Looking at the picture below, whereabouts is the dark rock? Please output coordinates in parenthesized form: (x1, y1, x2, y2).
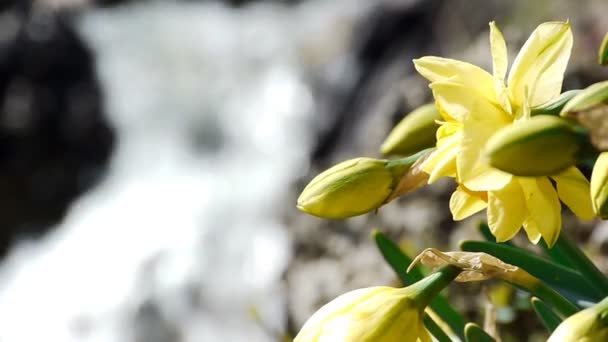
(0, 3, 114, 256)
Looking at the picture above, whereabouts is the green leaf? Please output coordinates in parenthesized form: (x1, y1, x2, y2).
(423, 314, 452, 342)
(539, 238, 575, 269)
(372, 230, 467, 339)
(531, 297, 562, 333)
(460, 240, 604, 302)
(372, 229, 424, 283)
(464, 323, 496, 342)
(541, 233, 608, 294)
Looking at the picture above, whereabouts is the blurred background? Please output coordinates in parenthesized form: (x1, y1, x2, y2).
(0, 0, 607, 341)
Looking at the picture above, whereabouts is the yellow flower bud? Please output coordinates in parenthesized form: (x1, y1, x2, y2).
(548, 297, 608, 342)
(294, 287, 429, 342)
(380, 104, 440, 157)
(600, 32, 608, 65)
(561, 81, 608, 151)
(592, 152, 608, 219)
(297, 153, 425, 219)
(485, 115, 586, 176)
(561, 81, 608, 115)
(295, 265, 460, 342)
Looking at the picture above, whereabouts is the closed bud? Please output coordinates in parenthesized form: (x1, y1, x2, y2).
(600, 32, 608, 65)
(294, 287, 428, 342)
(591, 152, 608, 219)
(548, 297, 608, 342)
(380, 103, 440, 156)
(485, 115, 587, 176)
(295, 266, 460, 342)
(297, 151, 426, 219)
(561, 81, 608, 114)
(561, 81, 608, 151)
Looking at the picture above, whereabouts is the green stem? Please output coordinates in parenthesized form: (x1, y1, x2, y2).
(386, 149, 431, 169)
(373, 231, 467, 338)
(409, 265, 461, 309)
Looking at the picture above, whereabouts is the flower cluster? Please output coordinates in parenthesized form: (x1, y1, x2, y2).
(294, 20, 608, 342)
(414, 21, 593, 247)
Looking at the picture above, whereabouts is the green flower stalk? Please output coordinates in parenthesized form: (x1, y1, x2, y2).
(297, 151, 428, 219)
(600, 32, 608, 65)
(485, 115, 587, 176)
(592, 152, 608, 219)
(294, 265, 461, 342)
(380, 103, 440, 156)
(548, 297, 608, 342)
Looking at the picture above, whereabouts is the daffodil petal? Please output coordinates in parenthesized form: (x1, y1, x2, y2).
(522, 218, 542, 244)
(489, 22, 512, 114)
(430, 81, 513, 190)
(550, 167, 595, 220)
(490, 21, 508, 85)
(507, 21, 573, 108)
(450, 185, 488, 220)
(422, 133, 459, 182)
(487, 180, 526, 242)
(519, 177, 562, 247)
(429, 82, 512, 191)
(436, 121, 462, 140)
(430, 81, 510, 125)
(413, 57, 497, 105)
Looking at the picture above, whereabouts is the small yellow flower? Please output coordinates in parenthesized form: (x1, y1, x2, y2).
(548, 297, 608, 342)
(413, 21, 594, 246)
(294, 286, 430, 342)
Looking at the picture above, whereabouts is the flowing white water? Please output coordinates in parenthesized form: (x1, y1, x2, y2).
(0, 1, 371, 341)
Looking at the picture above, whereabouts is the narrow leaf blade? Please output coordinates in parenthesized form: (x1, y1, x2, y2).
(531, 297, 562, 333)
(460, 240, 604, 302)
(464, 323, 496, 342)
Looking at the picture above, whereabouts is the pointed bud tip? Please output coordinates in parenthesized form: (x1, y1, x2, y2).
(380, 104, 440, 157)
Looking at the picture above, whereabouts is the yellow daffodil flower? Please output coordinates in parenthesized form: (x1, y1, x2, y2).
(413, 21, 594, 246)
